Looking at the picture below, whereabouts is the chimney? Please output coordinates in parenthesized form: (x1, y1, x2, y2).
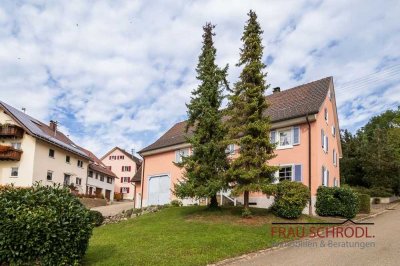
(49, 120, 58, 132)
(273, 87, 281, 94)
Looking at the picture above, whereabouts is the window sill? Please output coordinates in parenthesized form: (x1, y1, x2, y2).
(49, 156, 55, 159)
(276, 145, 293, 150)
(10, 176, 18, 178)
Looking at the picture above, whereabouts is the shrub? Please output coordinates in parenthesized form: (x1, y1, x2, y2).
(350, 186, 393, 197)
(357, 193, 371, 214)
(316, 186, 360, 218)
(170, 199, 183, 207)
(90, 210, 104, 226)
(241, 208, 252, 218)
(0, 184, 93, 265)
(272, 181, 310, 219)
(114, 192, 123, 201)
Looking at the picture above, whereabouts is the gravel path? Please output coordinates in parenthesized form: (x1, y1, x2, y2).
(91, 201, 135, 216)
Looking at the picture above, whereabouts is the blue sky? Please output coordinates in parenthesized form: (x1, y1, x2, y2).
(0, 0, 399, 156)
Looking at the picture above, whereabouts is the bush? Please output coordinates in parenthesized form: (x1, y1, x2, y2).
(272, 181, 310, 219)
(316, 186, 359, 218)
(357, 193, 371, 213)
(114, 192, 123, 201)
(0, 184, 93, 265)
(350, 186, 393, 197)
(170, 199, 183, 207)
(90, 210, 104, 226)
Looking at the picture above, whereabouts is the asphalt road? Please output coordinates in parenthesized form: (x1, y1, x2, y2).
(225, 204, 400, 266)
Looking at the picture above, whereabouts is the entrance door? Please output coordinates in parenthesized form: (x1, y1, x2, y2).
(63, 174, 70, 186)
(105, 189, 111, 200)
(148, 175, 170, 206)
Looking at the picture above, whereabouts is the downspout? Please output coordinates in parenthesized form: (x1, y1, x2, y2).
(140, 157, 145, 209)
(306, 114, 312, 215)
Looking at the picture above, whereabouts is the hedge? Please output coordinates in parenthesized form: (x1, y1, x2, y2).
(90, 210, 105, 226)
(0, 184, 93, 265)
(316, 186, 359, 218)
(272, 181, 310, 219)
(357, 193, 371, 214)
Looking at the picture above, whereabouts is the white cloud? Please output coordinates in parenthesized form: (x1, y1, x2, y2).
(0, 0, 399, 156)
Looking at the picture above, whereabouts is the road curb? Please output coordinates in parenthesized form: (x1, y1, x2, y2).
(210, 202, 399, 266)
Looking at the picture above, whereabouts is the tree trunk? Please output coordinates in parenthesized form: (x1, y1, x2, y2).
(209, 194, 219, 209)
(243, 190, 249, 209)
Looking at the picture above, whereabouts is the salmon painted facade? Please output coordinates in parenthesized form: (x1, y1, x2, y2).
(101, 147, 142, 205)
(139, 77, 342, 212)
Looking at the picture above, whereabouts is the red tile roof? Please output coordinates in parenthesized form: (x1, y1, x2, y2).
(140, 77, 333, 153)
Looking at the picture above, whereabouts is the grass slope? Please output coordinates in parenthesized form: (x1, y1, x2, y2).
(84, 206, 319, 266)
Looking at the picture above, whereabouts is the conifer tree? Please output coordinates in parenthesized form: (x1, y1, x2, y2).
(225, 10, 277, 213)
(174, 23, 229, 208)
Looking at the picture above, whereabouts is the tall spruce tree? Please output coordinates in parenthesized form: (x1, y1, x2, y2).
(225, 10, 277, 212)
(174, 23, 229, 208)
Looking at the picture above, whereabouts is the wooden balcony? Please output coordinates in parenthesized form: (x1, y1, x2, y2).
(0, 145, 23, 161)
(0, 124, 24, 139)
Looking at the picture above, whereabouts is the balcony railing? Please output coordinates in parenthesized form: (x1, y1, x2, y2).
(0, 145, 23, 161)
(0, 124, 24, 138)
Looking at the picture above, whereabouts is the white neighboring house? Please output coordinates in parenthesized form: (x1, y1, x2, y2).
(80, 147, 117, 201)
(0, 101, 90, 190)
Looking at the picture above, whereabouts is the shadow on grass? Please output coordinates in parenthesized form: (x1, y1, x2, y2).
(82, 244, 118, 265)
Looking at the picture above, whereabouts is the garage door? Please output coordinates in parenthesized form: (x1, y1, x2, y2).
(148, 175, 170, 206)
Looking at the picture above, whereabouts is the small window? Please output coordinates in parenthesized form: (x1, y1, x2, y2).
(332, 126, 336, 137)
(100, 175, 104, 182)
(225, 144, 235, 155)
(88, 171, 93, 178)
(11, 167, 19, 177)
(47, 171, 53, 181)
(107, 177, 113, 184)
(11, 143, 21, 150)
(77, 160, 83, 168)
(121, 177, 130, 183)
(121, 155, 124, 159)
(66, 155, 70, 164)
(49, 149, 55, 158)
(328, 89, 332, 101)
(122, 166, 131, 172)
(278, 166, 292, 182)
(322, 166, 329, 186)
(121, 187, 129, 194)
(175, 148, 190, 163)
(333, 149, 337, 166)
(76, 177, 82, 186)
(95, 173, 98, 179)
(334, 178, 338, 187)
(324, 108, 328, 123)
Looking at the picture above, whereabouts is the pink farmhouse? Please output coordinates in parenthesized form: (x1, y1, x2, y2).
(138, 77, 342, 212)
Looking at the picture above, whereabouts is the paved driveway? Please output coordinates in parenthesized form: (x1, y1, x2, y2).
(91, 201, 135, 216)
(224, 204, 400, 266)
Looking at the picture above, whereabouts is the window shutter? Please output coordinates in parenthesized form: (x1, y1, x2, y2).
(128, 177, 130, 183)
(322, 166, 325, 185)
(294, 164, 302, 182)
(293, 127, 300, 145)
(120, 187, 122, 193)
(127, 188, 130, 193)
(327, 170, 330, 186)
(121, 177, 123, 183)
(270, 130, 276, 144)
(326, 136, 329, 152)
(321, 129, 324, 148)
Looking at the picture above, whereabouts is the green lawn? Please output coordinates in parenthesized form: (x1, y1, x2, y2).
(84, 206, 319, 266)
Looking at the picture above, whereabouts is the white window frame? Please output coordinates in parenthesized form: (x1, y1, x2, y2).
(11, 167, 19, 177)
(276, 127, 293, 149)
(77, 160, 83, 168)
(274, 164, 293, 183)
(121, 187, 129, 194)
(332, 125, 336, 137)
(225, 144, 235, 155)
(11, 142, 21, 150)
(334, 178, 338, 187)
(322, 166, 329, 187)
(47, 170, 53, 181)
(76, 177, 82, 186)
(333, 149, 337, 166)
(175, 148, 190, 163)
(328, 89, 332, 101)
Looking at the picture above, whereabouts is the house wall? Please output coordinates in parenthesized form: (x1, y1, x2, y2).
(0, 110, 36, 187)
(140, 84, 341, 209)
(32, 140, 89, 193)
(86, 170, 115, 201)
(101, 149, 138, 200)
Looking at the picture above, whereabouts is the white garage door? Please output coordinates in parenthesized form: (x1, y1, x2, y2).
(148, 175, 170, 206)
